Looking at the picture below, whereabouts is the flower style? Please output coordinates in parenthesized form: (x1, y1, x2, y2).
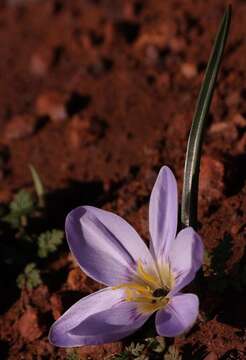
(49, 166, 204, 347)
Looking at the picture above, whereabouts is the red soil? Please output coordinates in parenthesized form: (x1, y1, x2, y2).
(0, 0, 245, 359)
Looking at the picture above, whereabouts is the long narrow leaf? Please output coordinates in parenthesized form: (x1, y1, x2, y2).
(29, 164, 45, 207)
(181, 6, 231, 228)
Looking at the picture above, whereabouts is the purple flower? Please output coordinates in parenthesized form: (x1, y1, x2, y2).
(49, 166, 204, 347)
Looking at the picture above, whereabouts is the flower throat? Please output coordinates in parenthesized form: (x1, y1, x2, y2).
(113, 260, 174, 314)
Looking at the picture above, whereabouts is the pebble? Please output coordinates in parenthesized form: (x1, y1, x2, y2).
(144, 44, 160, 65)
(36, 91, 67, 123)
(235, 133, 246, 154)
(135, 23, 170, 50)
(209, 121, 238, 142)
(67, 116, 91, 149)
(18, 308, 43, 341)
(209, 122, 231, 134)
(181, 62, 197, 79)
(30, 52, 49, 77)
(232, 113, 246, 128)
(3, 115, 37, 143)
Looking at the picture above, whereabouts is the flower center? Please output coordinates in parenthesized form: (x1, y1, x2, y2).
(152, 287, 168, 298)
(113, 259, 175, 314)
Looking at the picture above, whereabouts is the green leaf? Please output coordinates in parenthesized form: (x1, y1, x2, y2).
(181, 6, 231, 228)
(112, 353, 130, 360)
(4, 190, 35, 228)
(164, 345, 182, 360)
(37, 229, 64, 258)
(65, 350, 80, 360)
(29, 164, 45, 207)
(145, 336, 166, 353)
(10, 190, 34, 215)
(126, 342, 145, 357)
(17, 262, 42, 290)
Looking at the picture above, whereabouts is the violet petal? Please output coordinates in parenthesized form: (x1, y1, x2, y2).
(49, 287, 149, 347)
(168, 227, 204, 295)
(149, 166, 178, 262)
(155, 293, 199, 337)
(65, 206, 154, 286)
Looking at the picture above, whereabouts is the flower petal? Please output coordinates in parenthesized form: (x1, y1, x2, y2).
(149, 166, 178, 262)
(169, 227, 204, 294)
(49, 288, 149, 347)
(66, 206, 154, 286)
(155, 293, 199, 337)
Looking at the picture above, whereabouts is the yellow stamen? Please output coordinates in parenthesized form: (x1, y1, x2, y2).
(113, 282, 150, 294)
(139, 297, 169, 313)
(137, 259, 161, 287)
(112, 258, 175, 315)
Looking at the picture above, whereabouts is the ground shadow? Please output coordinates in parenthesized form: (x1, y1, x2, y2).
(45, 179, 105, 228)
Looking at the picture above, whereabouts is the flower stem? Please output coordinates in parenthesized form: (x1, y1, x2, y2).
(181, 5, 231, 229)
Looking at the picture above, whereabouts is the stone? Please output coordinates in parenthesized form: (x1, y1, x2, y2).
(181, 62, 197, 79)
(3, 115, 37, 143)
(135, 23, 170, 50)
(30, 52, 49, 77)
(209, 121, 238, 142)
(235, 133, 246, 154)
(18, 308, 43, 341)
(66, 116, 92, 149)
(209, 122, 231, 134)
(232, 113, 246, 128)
(36, 91, 67, 122)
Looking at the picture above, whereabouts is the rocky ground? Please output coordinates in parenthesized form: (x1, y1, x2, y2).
(0, 0, 245, 359)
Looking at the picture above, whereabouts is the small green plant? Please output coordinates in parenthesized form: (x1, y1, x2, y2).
(125, 343, 145, 357)
(111, 342, 147, 360)
(111, 337, 166, 360)
(37, 229, 64, 258)
(3, 166, 44, 229)
(17, 262, 42, 290)
(65, 349, 80, 360)
(145, 336, 166, 353)
(4, 189, 35, 228)
(164, 346, 182, 360)
(112, 353, 131, 360)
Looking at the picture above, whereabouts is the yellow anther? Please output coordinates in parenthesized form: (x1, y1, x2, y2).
(112, 258, 174, 314)
(139, 297, 170, 314)
(137, 260, 161, 288)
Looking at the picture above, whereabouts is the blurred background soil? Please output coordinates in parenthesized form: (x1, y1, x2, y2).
(0, 0, 245, 359)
